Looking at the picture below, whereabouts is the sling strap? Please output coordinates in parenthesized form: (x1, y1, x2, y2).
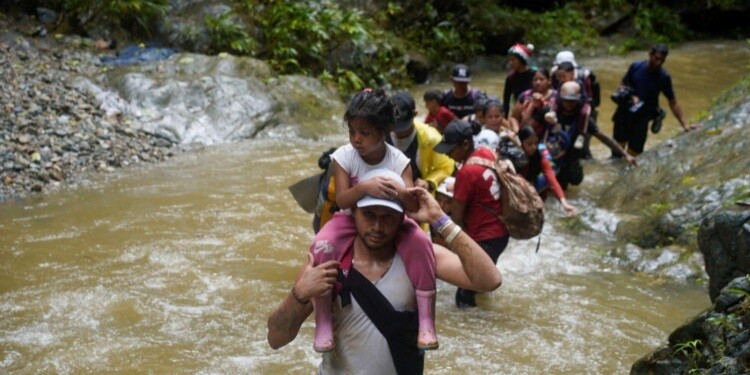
(337, 266, 424, 375)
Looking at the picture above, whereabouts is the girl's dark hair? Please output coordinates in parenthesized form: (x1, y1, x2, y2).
(535, 67, 551, 79)
(445, 119, 481, 148)
(557, 62, 575, 73)
(344, 88, 394, 133)
(482, 98, 503, 116)
(423, 89, 443, 103)
(518, 125, 537, 142)
(472, 93, 489, 112)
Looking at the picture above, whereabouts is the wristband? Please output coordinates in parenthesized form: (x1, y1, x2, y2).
(290, 286, 309, 304)
(445, 225, 462, 245)
(431, 214, 451, 232)
(437, 219, 454, 236)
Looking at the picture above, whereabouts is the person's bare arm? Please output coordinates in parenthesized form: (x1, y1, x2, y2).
(406, 187, 501, 292)
(267, 254, 339, 349)
(593, 131, 638, 166)
(669, 99, 699, 131)
(332, 160, 360, 210)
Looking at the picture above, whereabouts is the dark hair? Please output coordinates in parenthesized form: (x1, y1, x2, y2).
(558, 61, 575, 73)
(535, 68, 551, 79)
(423, 89, 443, 103)
(473, 93, 490, 112)
(482, 98, 503, 116)
(650, 43, 669, 56)
(344, 88, 394, 134)
(518, 125, 537, 142)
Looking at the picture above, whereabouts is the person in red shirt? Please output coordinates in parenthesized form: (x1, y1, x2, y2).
(423, 89, 456, 133)
(434, 119, 510, 308)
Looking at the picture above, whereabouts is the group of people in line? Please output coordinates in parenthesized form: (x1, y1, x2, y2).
(267, 42, 699, 374)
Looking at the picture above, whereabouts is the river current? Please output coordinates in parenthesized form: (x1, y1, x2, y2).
(1, 40, 749, 374)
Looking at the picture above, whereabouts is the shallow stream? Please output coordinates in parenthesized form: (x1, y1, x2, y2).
(1, 40, 749, 374)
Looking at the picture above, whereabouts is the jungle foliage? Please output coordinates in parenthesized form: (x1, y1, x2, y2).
(25, 0, 749, 94)
(36, 0, 169, 36)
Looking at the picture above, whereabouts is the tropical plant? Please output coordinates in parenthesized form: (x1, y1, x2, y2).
(55, 0, 169, 36)
(672, 339, 704, 370)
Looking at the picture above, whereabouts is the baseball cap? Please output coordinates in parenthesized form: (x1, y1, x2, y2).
(434, 119, 473, 154)
(451, 64, 471, 82)
(436, 176, 455, 198)
(474, 129, 500, 150)
(559, 81, 582, 101)
(554, 50, 577, 67)
(392, 91, 416, 132)
(356, 168, 405, 213)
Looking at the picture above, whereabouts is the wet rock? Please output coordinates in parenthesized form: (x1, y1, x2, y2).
(633, 276, 750, 375)
(698, 207, 750, 302)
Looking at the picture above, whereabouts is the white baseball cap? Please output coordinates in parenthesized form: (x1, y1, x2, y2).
(436, 177, 455, 198)
(356, 168, 405, 213)
(474, 129, 500, 150)
(554, 50, 577, 67)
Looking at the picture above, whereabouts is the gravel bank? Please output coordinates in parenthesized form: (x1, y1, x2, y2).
(0, 18, 181, 202)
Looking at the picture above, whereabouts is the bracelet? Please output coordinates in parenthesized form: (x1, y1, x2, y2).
(445, 225, 462, 245)
(431, 214, 451, 232)
(290, 286, 309, 304)
(437, 219, 454, 236)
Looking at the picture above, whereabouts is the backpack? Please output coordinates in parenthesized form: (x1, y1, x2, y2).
(312, 148, 339, 233)
(465, 156, 544, 240)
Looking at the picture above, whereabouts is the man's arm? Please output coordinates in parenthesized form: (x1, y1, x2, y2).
(593, 130, 638, 166)
(433, 235, 502, 292)
(267, 254, 339, 349)
(668, 99, 699, 131)
(406, 187, 502, 292)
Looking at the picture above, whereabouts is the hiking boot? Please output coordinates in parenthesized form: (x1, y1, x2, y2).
(651, 107, 666, 134)
(312, 294, 335, 352)
(416, 289, 439, 350)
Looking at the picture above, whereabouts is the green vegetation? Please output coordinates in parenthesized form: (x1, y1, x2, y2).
(55, 0, 169, 36)
(672, 339, 704, 371)
(34, 0, 747, 94)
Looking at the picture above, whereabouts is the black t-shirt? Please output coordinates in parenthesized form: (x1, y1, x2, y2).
(503, 69, 536, 115)
(442, 89, 480, 119)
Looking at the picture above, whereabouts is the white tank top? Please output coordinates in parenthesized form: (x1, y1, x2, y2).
(318, 255, 415, 375)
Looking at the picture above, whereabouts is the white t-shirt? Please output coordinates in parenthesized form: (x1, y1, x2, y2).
(319, 255, 415, 375)
(330, 143, 410, 188)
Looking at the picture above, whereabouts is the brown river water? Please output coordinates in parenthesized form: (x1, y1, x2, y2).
(1, 40, 749, 374)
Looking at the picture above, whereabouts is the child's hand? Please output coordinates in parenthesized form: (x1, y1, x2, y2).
(361, 176, 400, 199)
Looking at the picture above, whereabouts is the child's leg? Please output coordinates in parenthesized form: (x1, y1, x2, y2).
(311, 212, 356, 265)
(396, 217, 438, 350)
(309, 212, 356, 352)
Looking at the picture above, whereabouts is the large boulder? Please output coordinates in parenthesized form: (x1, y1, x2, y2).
(698, 205, 750, 302)
(631, 276, 750, 374)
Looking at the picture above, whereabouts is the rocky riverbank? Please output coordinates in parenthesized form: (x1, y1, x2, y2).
(0, 20, 181, 202)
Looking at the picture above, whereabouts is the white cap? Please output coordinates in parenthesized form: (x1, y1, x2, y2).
(356, 169, 405, 213)
(559, 81, 582, 101)
(436, 177, 455, 198)
(474, 129, 500, 150)
(554, 50, 577, 67)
